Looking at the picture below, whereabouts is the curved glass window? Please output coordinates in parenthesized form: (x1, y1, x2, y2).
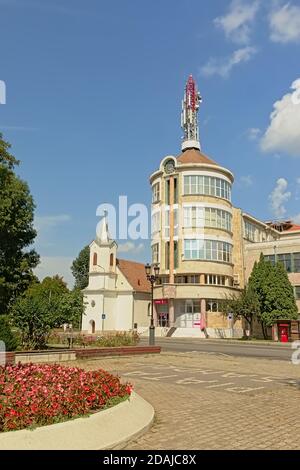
(183, 206, 232, 231)
(184, 239, 232, 263)
(184, 175, 231, 201)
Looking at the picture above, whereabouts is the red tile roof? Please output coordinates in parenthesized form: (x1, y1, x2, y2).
(117, 258, 150, 293)
(285, 224, 300, 232)
(266, 220, 300, 232)
(177, 148, 217, 165)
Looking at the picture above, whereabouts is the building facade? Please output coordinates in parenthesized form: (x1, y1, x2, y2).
(149, 76, 300, 338)
(81, 217, 151, 334)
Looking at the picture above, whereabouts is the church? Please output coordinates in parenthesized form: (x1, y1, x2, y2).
(81, 217, 151, 334)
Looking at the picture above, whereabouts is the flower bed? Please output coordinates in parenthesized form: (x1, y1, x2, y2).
(0, 363, 132, 432)
(48, 331, 140, 348)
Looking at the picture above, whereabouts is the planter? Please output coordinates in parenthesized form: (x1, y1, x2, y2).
(0, 392, 154, 450)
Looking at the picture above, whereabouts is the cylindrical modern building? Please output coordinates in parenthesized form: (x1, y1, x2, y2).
(150, 76, 240, 336)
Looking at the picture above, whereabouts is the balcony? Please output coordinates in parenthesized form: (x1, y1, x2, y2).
(153, 283, 240, 300)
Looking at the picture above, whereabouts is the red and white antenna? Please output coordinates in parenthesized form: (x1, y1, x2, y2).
(181, 75, 202, 151)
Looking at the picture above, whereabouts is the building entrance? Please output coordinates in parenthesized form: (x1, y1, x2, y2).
(176, 300, 200, 328)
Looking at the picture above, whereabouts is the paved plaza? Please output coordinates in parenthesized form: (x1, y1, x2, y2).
(74, 351, 300, 450)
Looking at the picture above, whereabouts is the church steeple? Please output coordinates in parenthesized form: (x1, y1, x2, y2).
(181, 75, 202, 151)
(97, 210, 110, 245)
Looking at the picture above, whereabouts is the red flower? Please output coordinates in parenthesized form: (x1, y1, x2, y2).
(0, 363, 131, 432)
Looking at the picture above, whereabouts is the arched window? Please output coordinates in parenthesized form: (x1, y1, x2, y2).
(110, 253, 114, 267)
(93, 252, 97, 266)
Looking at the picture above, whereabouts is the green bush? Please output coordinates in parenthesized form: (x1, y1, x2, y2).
(48, 330, 140, 348)
(0, 315, 19, 351)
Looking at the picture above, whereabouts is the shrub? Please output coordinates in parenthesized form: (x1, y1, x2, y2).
(0, 316, 19, 351)
(0, 363, 132, 432)
(48, 330, 140, 348)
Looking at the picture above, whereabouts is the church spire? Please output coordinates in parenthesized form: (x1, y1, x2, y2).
(98, 210, 110, 244)
(181, 75, 202, 151)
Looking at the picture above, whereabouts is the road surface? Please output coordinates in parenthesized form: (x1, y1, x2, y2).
(141, 336, 294, 361)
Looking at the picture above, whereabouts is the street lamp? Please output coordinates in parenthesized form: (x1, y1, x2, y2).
(145, 263, 160, 346)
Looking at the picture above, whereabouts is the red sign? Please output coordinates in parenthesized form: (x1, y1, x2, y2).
(154, 299, 168, 305)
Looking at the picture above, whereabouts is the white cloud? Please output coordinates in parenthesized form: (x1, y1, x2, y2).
(200, 46, 257, 78)
(269, 178, 291, 218)
(118, 242, 145, 254)
(35, 214, 71, 231)
(240, 175, 254, 186)
(214, 0, 260, 44)
(35, 256, 74, 288)
(297, 178, 300, 184)
(269, 3, 300, 43)
(247, 127, 261, 140)
(260, 78, 300, 157)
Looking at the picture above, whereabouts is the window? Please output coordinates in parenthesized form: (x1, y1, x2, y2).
(244, 221, 257, 242)
(165, 208, 178, 238)
(184, 239, 232, 263)
(174, 241, 178, 269)
(174, 177, 178, 204)
(165, 179, 170, 204)
(265, 253, 300, 272)
(164, 241, 178, 269)
(265, 255, 276, 265)
(152, 183, 160, 203)
(151, 211, 160, 235)
(152, 243, 159, 264)
(294, 253, 300, 273)
(204, 208, 232, 231)
(184, 206, 204, 228)
(110, 253, 114, 267)
(165, 242, 170, 269)
(93, 252, 97, 266)
(157, 276, 169, 285)
(184, 175, 231, 201)
(277, 253, 292, 272)
(206, 300, 220, 312)
(205, 274, 226, 285)
(295, 286, 300, 300)
(175, 275, 200, 284)
(179, 299, 200, 314)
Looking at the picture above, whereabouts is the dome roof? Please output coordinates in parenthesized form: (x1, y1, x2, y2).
(177, 148, 217, 166)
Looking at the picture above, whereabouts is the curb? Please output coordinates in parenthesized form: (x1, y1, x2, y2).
(0, 392, 154, 450)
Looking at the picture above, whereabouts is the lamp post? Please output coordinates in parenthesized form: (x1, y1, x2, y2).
(145, 263, 160, 346)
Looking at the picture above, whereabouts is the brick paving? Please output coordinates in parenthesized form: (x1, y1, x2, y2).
(73, 352, 300, 450)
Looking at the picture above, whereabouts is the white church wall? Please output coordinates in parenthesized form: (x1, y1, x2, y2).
(133, 295, 151, 328)
(115, 294, 133, 330)
(81, 293, 104, 333)
(115, 267, 133, 291)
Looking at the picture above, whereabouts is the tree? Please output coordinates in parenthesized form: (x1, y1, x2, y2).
(0, 315, 19, 351)
(10, 276, 85, 349)
(71, 245, 90, 290)
(222, 285, 260, 338)
(248, 253, 299, 337)
(248, 253, 274, 338)
(261, 262, 298, 327)
(0, 133, 39, 314)
(0, 132, 19, 169)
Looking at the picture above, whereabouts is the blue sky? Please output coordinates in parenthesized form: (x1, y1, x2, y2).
(0, 0, 300, 285)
